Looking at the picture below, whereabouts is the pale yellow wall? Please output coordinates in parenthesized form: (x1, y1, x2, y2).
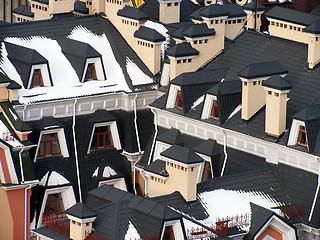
(31, 3, 50, 20)
(0, 187, 14, 240)
(70, 221, 92, 240)
(225, 20, 244, 40)
(308, 36, 320, 69)
(148, 161, 199, 202)
(268, 20, 308, 44)
(117, 19, 143, 49)
(136, 42, 162, 74)
(203, 18, 225, 50)
(159, 2, 180, 24)
(104, 0, 129, 28)
(0, 87, 9, 101)
(245, 11, 261, 31)
(265, 91, 287, 137)
(8, 90, 18, 102)
(92, 0, 104, 14)
(169, 58, 196, 80)
(241, 81, 265, 120)
(48, 0, 75, 16)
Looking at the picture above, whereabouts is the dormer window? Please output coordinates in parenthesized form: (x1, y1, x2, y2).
(210, 101, 219, 120)
(163, 226, 174, 239)
(85, 63, 97, 81)
(201, 161, 213, 182)
(91, 125, 114, 149)
(31, 69, 44, 88)
(297, 126, 307, 146)
(175, 90, 183, 109)
(39, 133, 61, 157)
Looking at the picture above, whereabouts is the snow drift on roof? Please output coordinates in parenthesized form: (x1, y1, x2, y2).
(126, 57, 153, 85)
(125, 221, 140, 240)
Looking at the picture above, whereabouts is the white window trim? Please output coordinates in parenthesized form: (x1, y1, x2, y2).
(195, 152, 213, 183)
(0, 142, 19, 184)
(160, 219, 185, 240)
(254, 215, 296, 240)
(81, 57, 105, 82)
(287, 119, 307, 148)
(166, 84, 181, 109)
(28, 64, 51, 89)
(37, 185, 76, 228)
(87, 121, 122, 154)
(153, 141, 171, 162)
(34, 128, 69, 162)
(98, 177, 127, 191)
(262, 236, 276, 240)
(160, 62, 170, 87)
(201, 94, 217, 119)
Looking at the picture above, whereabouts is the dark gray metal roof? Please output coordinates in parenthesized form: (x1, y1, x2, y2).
(7, 80, 21, 89)
(117, 6, 149, 20)
(156, 127, 184, 145)
(190, 7, 205, 21)
(139, 0, 196, 22)
(0, 72, 11, 84)
(38, 116, 64, 130)
(266, 6, 320, 26)
(262, 75, 292, 91)
(238, 61, 288, 79)
(13, 5, 34, 18)
(160, 144, 204, 164)
(199, 4, 230, 19)
(192, 139, 220, 156)
(224, 4, 246, 19)
(310, 7, 320, 16)
(207, 80, 242, 96)
(33, 0, 49, 4)
(74, 1, 89, 14)
(65, 202, 97, 219)
(89, 109, 117, 123)
(304, 19, 320, 34)
(293, 105, 320, 121)
(183, 23, 215, 38)
(166, 42, 199, 58)
(170, 23, 194, 40)
(144, 159, 169, 177)
(242, 0, 266, 12)
(134, 26, 166, 42)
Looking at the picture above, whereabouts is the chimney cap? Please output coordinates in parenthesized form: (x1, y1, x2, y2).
(117, 6, 149, 21)
(66, 203, 97, 219)
(161, 145, 204, 164)
(134, 26, 166, 42)
(167, 42, 199, 58)
(183, 23, 215, 39)
(242, 0, 266, 12)
(7, 81, 21, 90)
(262, 75, 292, 91)
(238, 61, 288, 79)
(200, 4, 229, 19)
(304, 20, 320, 34)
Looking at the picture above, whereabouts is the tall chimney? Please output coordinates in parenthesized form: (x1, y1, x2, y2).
(158, 0, 181, 24)
(262, 75, 292, 137)
(243, 0, 266, 32)
(304, 20, 320, 69)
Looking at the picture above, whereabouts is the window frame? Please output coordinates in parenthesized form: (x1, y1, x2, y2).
(28, 64, 52, 89)
(90, 125, 114, 149)
(38, 132, 61, 157)
(210, 100, 219, 120)
(87, 122, 121, 154)
(287, 119, 308, 149)
(297, 125, 307, 146)
(174, 90, 183, 109)
(84, 63, 97, 81)
(81, 57, 106, 83)
(35, 128, 69, 161)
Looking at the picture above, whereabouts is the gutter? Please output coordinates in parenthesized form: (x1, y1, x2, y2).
(25, 185, 31, 240)
(72, 99, 82, 203)
(148, 107, 158, 165)
(220, 129, 228, 177)
(308, 157, 320, 222)
(19, 148, 25, 182)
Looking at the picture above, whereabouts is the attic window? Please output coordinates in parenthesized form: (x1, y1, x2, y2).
(38, 133, 61, 157)
(31, 69, 44, 88)
(90, 125, 114, 149)
(297, 126, 307, 146)
(201, 161, 212, 182)
(175, 91, 183, 109)
(42, 193, 64, 226)
(85, 63, 97, 81)
(210, 101, 219, 120)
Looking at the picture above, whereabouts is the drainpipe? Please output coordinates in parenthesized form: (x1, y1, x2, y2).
(22, 104, 27, 121)
(148, 108, 158, 165)
(72, 99, 82, 203)
(19, 148, 25, 183)
(308, 158, 320, 222)
(133, 94, 141, 153)
(220, 129, 228, 177)
(25, 184, 31, 240)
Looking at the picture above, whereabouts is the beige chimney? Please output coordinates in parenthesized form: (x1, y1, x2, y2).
(91, 0, 105, 14)
(158, 0, 181, 24)
(305, 20, 320, 69)
(239, 61, 288, 121)
(66, 203, 97, 240)
(104, 0, 130, 28)
(262, 75, 292, 137)
(148, 145, 203, 202)
(167, 42, 199, 80)
(243, 0, 265, 32)
(134, 26, 165, 74)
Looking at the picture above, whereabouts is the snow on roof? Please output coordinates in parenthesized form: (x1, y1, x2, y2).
(126, 57, 153, 85)
(102, 166, 117, 178)
(1, 26, 136, 104)
(125, 221, 140, 240)
(0, 119, 23, 147)
(144, 21, 169, 60)
(191, 95, 204, 109)
(39, 171, 70, 186)
(198, 189, 283, 231)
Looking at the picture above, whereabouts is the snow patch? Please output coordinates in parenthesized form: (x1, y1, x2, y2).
(9, 108, 19, 121)
(144, 21, 170, 60)
(125, 221, 140, 240)
(226, 104, 241, 121)
(198, 189, 283, 230)
(0, 119, 23, 147)
(126, 57, 153, 85)
(92, 167, 99, 178)
(191, 95, 204, 109)
(40, 171, 70, 186)
(103, 166, 117, 178)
